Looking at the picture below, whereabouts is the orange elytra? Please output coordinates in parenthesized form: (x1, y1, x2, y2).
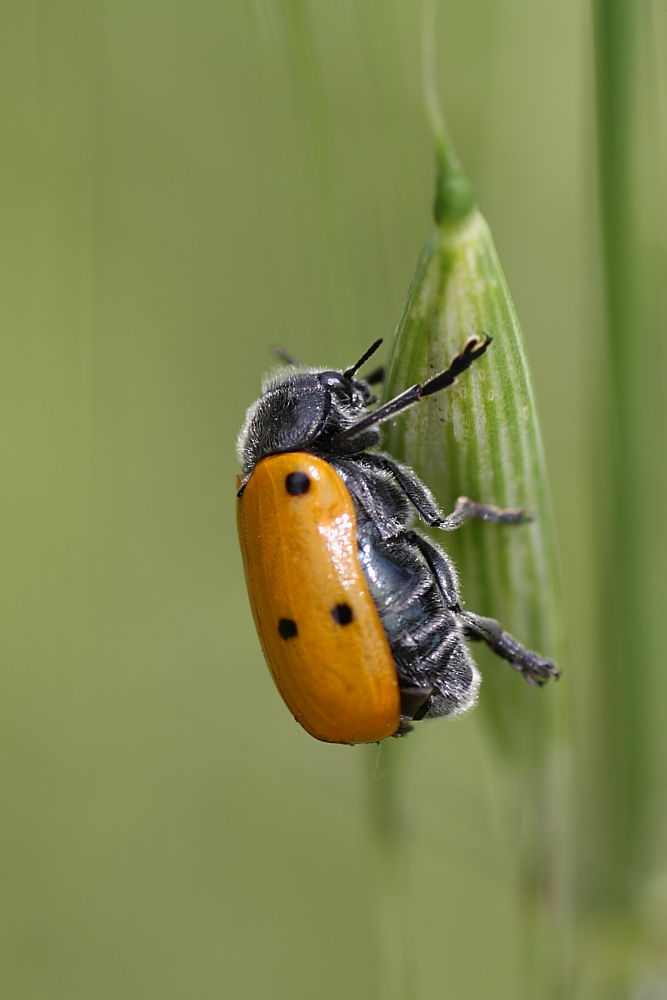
(237, 452, 401, 744)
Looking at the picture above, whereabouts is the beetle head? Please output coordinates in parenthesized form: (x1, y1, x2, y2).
(237, 365, 378, 474)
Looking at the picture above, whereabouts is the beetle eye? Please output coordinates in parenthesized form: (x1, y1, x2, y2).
(319, 371, 367, 408)
(320, 371, 346, 389)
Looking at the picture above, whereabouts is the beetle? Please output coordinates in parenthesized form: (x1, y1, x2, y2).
(236, 336, 559, 744)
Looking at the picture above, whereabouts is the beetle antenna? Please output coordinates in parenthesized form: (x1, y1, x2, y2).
(272, 345, 301, 366)
(334, 335, 492, 441)
(343, 338, 383, 379)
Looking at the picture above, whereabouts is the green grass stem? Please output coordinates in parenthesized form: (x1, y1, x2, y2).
(381, 6, 571, 996)
(579, 1, 664, 994)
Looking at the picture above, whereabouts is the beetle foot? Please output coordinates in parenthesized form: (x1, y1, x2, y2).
(515, 657, 561, 686)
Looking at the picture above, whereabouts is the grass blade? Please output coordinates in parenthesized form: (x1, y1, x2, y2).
(382, 9, 570, 994)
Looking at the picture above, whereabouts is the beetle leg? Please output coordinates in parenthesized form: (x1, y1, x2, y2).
(438, 497, 530, 530)
(357, 453, 446, 525)
(457, 610, 560, 685)
(403, 530, 460, 609)
(357, 453, 530, 531)
(334, 336, 492, 443)
(392, 685, 435, 736)
(330, 457, 407, 539)
(399, 684, 434, 721)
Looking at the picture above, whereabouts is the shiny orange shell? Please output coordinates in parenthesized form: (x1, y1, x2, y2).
(237, 452, 401, 744)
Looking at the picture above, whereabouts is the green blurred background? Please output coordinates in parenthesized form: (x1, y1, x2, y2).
(2, 2, 665, 998)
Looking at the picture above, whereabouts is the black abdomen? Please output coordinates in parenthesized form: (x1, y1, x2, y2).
(355, 515, 479, 720)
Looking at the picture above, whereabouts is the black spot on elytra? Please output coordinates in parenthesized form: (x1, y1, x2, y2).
(285, 472, 310, 496)
(278, 618, 298, 640)
(331, 603, 353, 626)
